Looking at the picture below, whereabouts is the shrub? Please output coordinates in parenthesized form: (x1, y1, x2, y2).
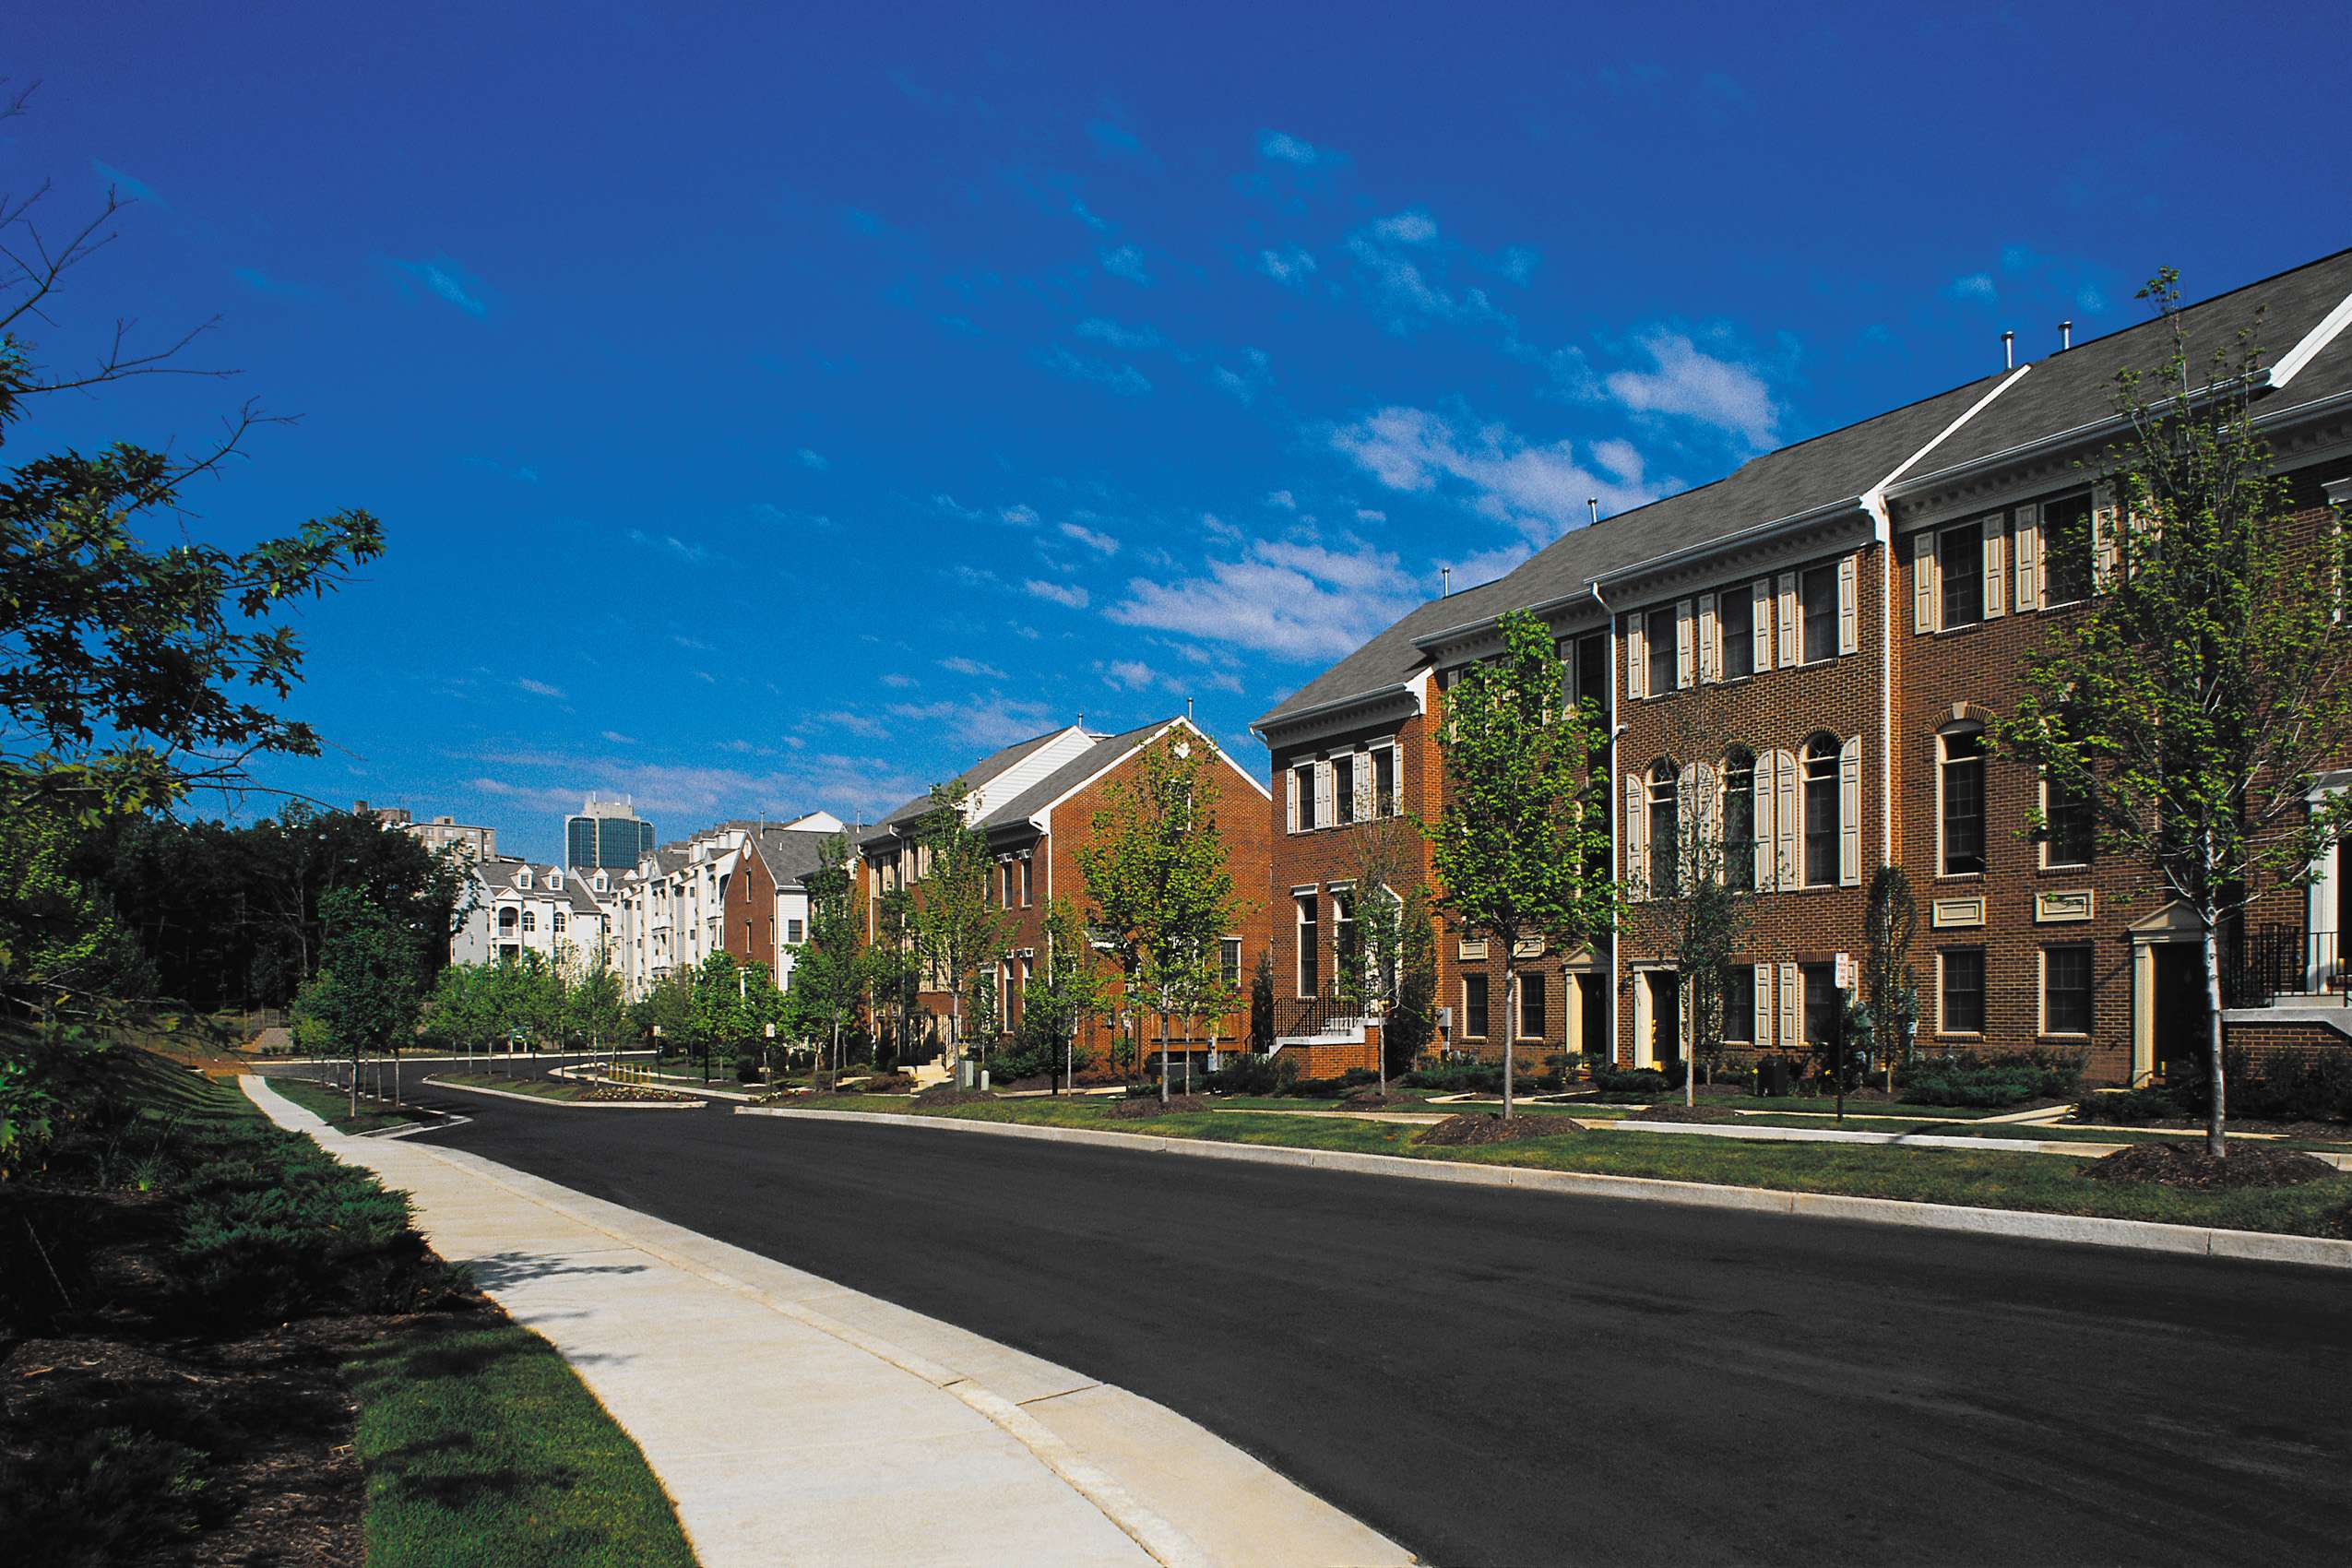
(2073, 1086, 2181, 1125)
(1591, 1065, 1670, 1098)
(1897, 1047, 2085, 1108)
(858, 1071, 915, 1094)
(2089, 1048, 2352, 1125)
(1203, 1052, 1295, 1096)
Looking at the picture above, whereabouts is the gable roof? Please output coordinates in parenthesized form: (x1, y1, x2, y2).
(747, 823, 858, 889)
(975, 720, 1170, 833)
(862, 725, 1090, 844)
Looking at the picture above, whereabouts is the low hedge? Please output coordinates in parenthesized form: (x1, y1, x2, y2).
(2075, 1049, 2352, 1125)
(1898, 1048, 2085, 1109)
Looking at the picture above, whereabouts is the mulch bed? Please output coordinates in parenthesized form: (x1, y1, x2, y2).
(578, 1082, 697, 1104)
(912, 1087, 999, 1108)
(1632, 1103, 1742, 1123)
(1336, 1092, 1420, 1112)
(2080, 1140, 2342, 1190)
(1106, 1094, 1212, 1119)
(1415, 1112, 1578, 1147)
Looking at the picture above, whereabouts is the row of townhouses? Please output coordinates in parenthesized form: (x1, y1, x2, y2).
(1254, 247, 2352, 1087)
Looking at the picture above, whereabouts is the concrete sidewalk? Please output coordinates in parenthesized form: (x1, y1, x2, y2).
(244, 1075, 1406, 1568)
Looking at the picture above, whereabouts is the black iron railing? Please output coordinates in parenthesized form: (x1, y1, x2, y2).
(2220, 923, 2347, 1007)
(1277, 985, 1352, 1040)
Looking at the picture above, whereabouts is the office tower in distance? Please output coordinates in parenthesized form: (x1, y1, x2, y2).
(565, 794, 656, 869)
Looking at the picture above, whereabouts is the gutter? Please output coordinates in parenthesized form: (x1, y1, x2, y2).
(1250, 680, 1417, 742)
(1593, 580, 1622, 1068)
(1409, 588, 1596, 654)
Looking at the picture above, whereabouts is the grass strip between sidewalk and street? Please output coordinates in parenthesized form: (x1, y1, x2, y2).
(271, 1074, 444, 1134)
(783, 1094, 2352, 1238)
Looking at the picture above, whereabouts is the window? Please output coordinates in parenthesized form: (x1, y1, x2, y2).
(1332, 891, 1359, 982)
(1645, 606, 1676, 696)
(521, 909, 537, 932)
(1292, 764, 1318, 832)
(2043, 493, 2093, 605)
(1334, 754, 1358, 825)
(1296, 895, 1319, 996)
(2044, 776, 2095, 867)
(1720, 587, 1754, 679)
(1939, 522, 1983, 627)
(1801, 963, 1838, 1047)
(1801, 736, 1840, 886)
(1722, 748, 1756, 893)
(1722, 966, 1753, 1042)
(1519, 973, 1547, 1039)
(786, 918, 804, 944)
(1574, 632, 1609, 713)
(1220, 937, 1242, 990)
(1940, 949, 1986, 1035)
(552, 910, 567, 934)
(1647, 760, 1680, 896)
(1463, 973, 1490, 1039)
(1372, 745, 1399, 817)
(1800, 564, 1838, 662)
(2044, 946, 2093, 1035)
(1021, 857, 1033, 905)
(1941, 729, 1986, 875)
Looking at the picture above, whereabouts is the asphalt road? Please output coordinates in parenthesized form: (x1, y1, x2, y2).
(402, 1091, 2348, 1566)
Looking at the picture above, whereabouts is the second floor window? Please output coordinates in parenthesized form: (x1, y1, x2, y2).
(1941, 729, 1986, 875)
(1940, 522, 1984, 627)
(1801, 564, 1838, 662)
(2044, 776, 2096, 867)
(1292, 764, 1317, 831)
(1334, 754, 1358, 825)
(1372, 745, 1397, 817)
(786, 918, 804, 944)
(1647, 761, 1680, 896)
(2043, 493, 2094, 605)
(1801, 736, 1840, 886)
(1646, 606, 1676, 695)
(1720, 587, 1754, 679)
(1722, 748, 1756, 892)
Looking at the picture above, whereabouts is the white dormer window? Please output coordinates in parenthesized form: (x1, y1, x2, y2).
(517, 869, 532, 890)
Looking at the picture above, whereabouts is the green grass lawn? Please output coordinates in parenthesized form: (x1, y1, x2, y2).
(270, 1075, 442, 1134)
(342, 1313, 695, 1568)
(785, 1094, 2352, 1238)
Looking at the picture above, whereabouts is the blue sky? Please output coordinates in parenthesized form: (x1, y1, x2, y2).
(10, 2, 2347, 861)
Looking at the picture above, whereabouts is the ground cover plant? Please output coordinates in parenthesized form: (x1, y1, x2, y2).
(1897, 1049, 2085, 1109)
(432, 1071, 695, 1104)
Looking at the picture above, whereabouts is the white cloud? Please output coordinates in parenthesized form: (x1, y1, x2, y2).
(1098, 659, 1158, 690)
(1106, 540, 1419, 661)
(1026, 578, 1090, 609)
(1257, 129, 1336, 165)
(1590, 438, 1645, 485)
(1259, 247, 1318, 287)
(1037, 347, 1152, 397)
(1950, 271, 1997, 303)
(1344, 213, 1504, 334)
(1354, 507, 1387, 524)
(1370, 208, 1439, 245)
(932, 493, 985, 521)
(1331, 405, 1656, 546)
(600, 730, 636, 744)
(468, 746, 929, 826)
(809, 708, 889, 740)
(626, 529, 712, 564)
(390, 255, 489, 315)
(1076, 317, 1161, 350)
(1059, 521, 1121, 556)
(1603, 330, 1779, 448)
(999, 503, 1041, 528)
(1099, 244, 1148, 284)
(1265, 489, 1297, 511)
(887, 695, 1063, 750)
(1212, 347, 1271, 404)
(939, 655, 1008, 680)
(516, 677, 566, 698)
(880, 672, 916, 688)
(796, 446, 829, 469)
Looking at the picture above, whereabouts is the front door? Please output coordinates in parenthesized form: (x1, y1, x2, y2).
(1645, 971, 1680, 1069)
(2152, 944, 2208, 1078)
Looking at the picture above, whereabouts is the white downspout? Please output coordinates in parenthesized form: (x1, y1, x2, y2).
(1592, 581, 1621, 1068)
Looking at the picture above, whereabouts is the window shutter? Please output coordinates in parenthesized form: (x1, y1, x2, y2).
(1778, 962, 1800, 1049)
(1626, 618, 1645, 699)
(1623, 774, 1646, 897)
(1753, 965, 1774, 1048)
(1315, 760, 1333, 826)
(1774, 750, 1799, 886)
(1835, 553, 1858, 655)
(1353, 749, 1373, 821)
(1983, 520, 2005, 618)
(1751, 579, 1773, 673)
(1697, 761, 1721, 849)
(1752, 760, 1775, 891)
(1912, 530, 1936, 633)
(1286, 767, 1299, 834)
(1675, 599, 1694, 689)
(1776, 573, 1799, 667)
(2013, 503, 2039, 610)
(1696, 592, 1717, 682)
(1838, 734, 1861, 885)
(2092, 483, 2120, 590)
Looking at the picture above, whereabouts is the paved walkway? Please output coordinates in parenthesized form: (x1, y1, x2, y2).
(245, 1077, 1408, 1568)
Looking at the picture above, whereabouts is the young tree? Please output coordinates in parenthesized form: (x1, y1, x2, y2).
(1862, 867, 1918, 1094)
(1385, 886, 1440, 1079)
(1336, 815, 1423, 1093)
(1429, 608, 1618, 1118)
(1248, 949, 1276, 1054)
(786, 837, 865, 1079)
(685, 951, 746, 1083)
(1023, 897, 1112, 1094)
(631, 968, 694, 1061)
(735, 962, 789, 1082)
(910, 783, 1013, 1074)
(1079, 731, 1243, 1102)
(866, 885, 923, 1067)
(294, 886, 423, 1119)
(569, 944, 626, 1071)
(1992, 271, 2352, 1158)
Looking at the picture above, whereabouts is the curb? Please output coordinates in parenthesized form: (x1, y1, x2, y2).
(421, 1076, 699, 1109)
(741, 1107, 2352, 1271)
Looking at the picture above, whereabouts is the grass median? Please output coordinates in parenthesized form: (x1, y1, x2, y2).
(781, 1093, 2352, 1239)
(272, 1074, 444, 1134)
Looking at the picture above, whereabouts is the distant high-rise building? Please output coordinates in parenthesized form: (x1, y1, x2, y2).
(565, 794, 656, 869)
(361, 802, 497, 861)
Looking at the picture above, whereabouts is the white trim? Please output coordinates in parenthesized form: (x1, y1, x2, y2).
(2273, 288, 2352, 390)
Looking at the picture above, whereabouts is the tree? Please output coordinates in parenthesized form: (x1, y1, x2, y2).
(1991, 270, 2352, 1158)
(293, 886, 423, 1119)
(1385, 886, 1440, 1079)
(910, 783, 1013, 1073)
(569, 943, 626, 1068)
(1079, 731, 1244, 1101)
(1862, 867, 1918, 1094)
(631, 968, 694, 1057)
(1248, 949, 1276, 1054)
(1023, 897, 1112, 1094)
(786, 837, 865, 1079)
(685, 952, 746, 1083)
(866, 885, 923, 1067)
(1429, 608, 1618, 1118)
(735, 962, 790, 1082)
(1336, 815, 1422, 1093)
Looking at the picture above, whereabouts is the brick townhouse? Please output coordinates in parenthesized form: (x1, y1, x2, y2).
(718, 815, 863, 993)
(859, 716, 1272, 1074)
(611, 811, 845, 999)
(1255, 246, 2352, 1086)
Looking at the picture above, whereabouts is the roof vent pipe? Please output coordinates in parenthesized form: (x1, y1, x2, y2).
(2002, 330, 2014, 370)
(1587, 497, 1599, 527)
(1441, 564, 1452, 597)
(2060, 319, 2073, 351)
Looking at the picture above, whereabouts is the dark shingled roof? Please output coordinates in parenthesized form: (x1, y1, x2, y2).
(748, 825, 855, 889)
(862, 726, 1087, 844)
(1256, 247, 2352, 735)
(976, 720, 1170, 833)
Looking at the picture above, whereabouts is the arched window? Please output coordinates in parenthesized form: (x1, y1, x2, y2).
(1801, 734, 1840, 886)
(521, 909, 537, 932)
(1647, 759, 1680, 896)
(1722, 746, 1756, 892)
(552, 909, 568, 935)
(497, 907, 518, 932)
(1940, 726, 1987, 875)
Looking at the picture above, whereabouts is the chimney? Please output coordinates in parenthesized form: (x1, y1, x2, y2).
(2002, 330, 2014, 370)
(2060, 319, 2073, 351)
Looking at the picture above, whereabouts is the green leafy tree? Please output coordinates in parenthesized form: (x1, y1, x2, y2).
(1991, 271, 2352, 1158)
(1077, 730, 1243, 1101)
(1248, 949, 1276, 1053)
(1862, 867, 1918, 1093)
(1429, 608, 1618, 1118)
(733, 961, 789, 1081)
(866, 885, 923, 1068)
(1022, 897, 1112, 1094)
(685, 951, 746, 1081)
(910, 783, 1013, 1071)
(1336, 815, 1421, 1093)
(569, 943, 626, 1064)
(1384, 886, 1440, 1079)
(631, 968, 694, 1058)
(293, 886, 423, 1119)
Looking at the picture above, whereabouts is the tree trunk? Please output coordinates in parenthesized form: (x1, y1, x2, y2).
(2201, 919, 2227, 1159)
(1501, 959, 1516, 1121)
(348, 1042, 358, 1122)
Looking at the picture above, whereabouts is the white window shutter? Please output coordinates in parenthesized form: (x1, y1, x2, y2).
(1774, 750, 1800, 886)
(2013, 503, 2039, 610)
(1778, 962, 1800, 1049)
(1286, 767, 1299, 834)
(1675, 599, 1694, 689)
(1752, 760, 1775, 891)
(1626, 618, 1645, 699)
(1354, 749, 1373, 821)
(1776, 573, 1799, 668)
(1753, 965, 1774, 1048)
(1835, 554, 1858, 655)
(1912, 530, 1936, 633)
(1623, 774, 1646, 897)
(2093, 483, 2120, 589)
(1698, 761, 1721, 850)
(1983, 520, 2005, 618)
(1751, 580, 1773, 673)
(1696, 592, 1717, 682)
(1315, 760, 1333, 826)
(1838, 734, 1861, 885)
